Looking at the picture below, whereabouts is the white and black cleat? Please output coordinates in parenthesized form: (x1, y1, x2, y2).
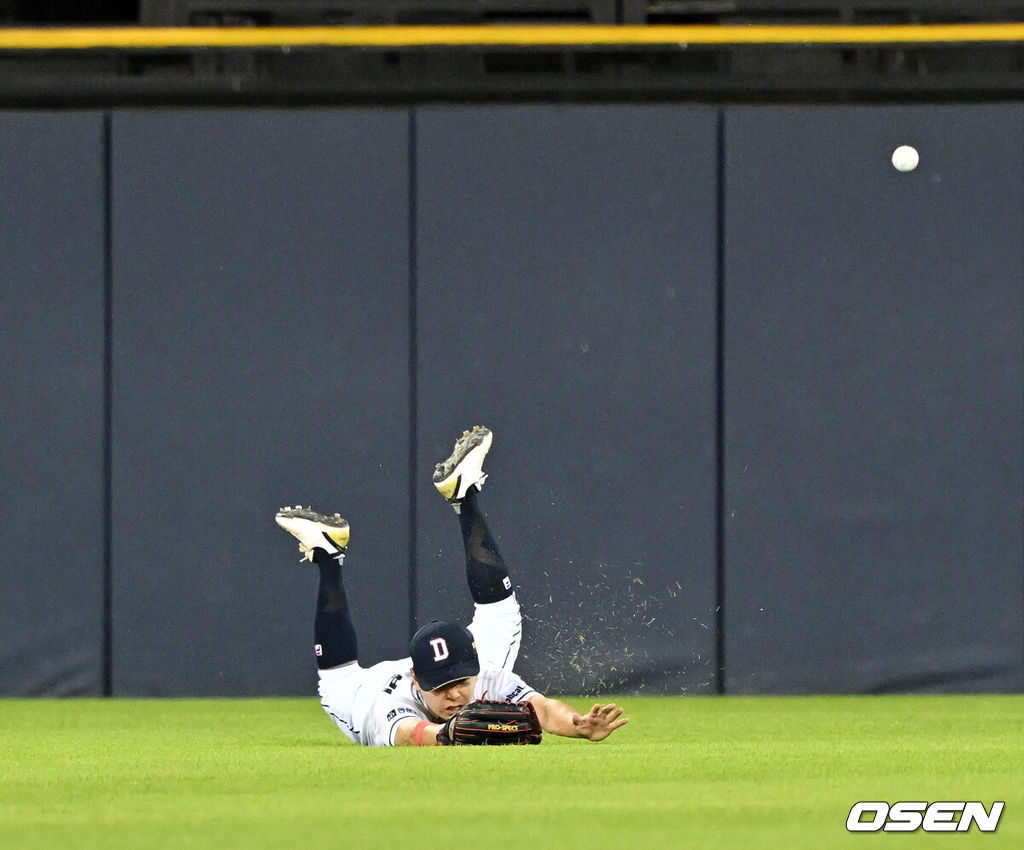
(275, 506, 350, 562)
(432, 425, 492, 506)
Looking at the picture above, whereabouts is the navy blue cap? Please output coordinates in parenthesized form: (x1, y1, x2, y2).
(410, 621, 480, 691)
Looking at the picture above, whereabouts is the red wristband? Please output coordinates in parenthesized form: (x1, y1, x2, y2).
(412, 720, 430, 747)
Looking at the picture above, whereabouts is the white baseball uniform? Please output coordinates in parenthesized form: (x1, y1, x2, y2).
(317, 594, 535, 746)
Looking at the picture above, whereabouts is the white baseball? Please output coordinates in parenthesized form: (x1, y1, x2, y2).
(891, 145, 919, 172)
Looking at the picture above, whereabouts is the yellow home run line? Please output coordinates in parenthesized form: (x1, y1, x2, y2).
(1, 23, 1024, 50)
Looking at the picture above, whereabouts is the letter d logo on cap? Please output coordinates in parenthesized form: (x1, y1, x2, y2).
(429, 637, 449, 662)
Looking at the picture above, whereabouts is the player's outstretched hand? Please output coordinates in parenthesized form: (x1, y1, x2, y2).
(572, 703, 629, 741)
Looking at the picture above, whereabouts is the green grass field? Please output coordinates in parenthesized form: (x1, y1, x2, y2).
(1, 695, 1020, 849)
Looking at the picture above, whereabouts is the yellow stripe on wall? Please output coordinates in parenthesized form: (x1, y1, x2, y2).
(1, 23, 1024, 50)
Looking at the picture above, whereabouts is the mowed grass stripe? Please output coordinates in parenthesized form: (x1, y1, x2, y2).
(0, 695, 1020, 848)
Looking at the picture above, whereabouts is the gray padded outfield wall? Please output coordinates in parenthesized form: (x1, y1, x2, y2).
(2, 105, 1023, 696)
(723, 105, 1024, 693)
(0, 113, 107, 695)
(414, 105, 720, 695)
(109, 110, 412, 695)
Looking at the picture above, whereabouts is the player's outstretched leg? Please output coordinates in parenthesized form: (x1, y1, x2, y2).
(275, 507, 358, 669)
(457, 487, 513, 605)
(433, 427, 521, 670)
(431, 426, 511, 602)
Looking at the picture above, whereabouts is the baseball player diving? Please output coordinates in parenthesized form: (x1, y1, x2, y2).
(275, 426, 629, 747)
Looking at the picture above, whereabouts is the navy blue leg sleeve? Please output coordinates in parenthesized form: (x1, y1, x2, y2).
(313, 549, 359, 669)
(458, 488, 513, 605)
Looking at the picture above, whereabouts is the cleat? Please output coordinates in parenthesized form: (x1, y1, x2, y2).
(275, 506, 350, 562)
(432, 425, 492, 504)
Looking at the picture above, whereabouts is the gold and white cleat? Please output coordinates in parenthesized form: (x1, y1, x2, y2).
(275, 506, 350, 561)
(432, 425, 492, 503)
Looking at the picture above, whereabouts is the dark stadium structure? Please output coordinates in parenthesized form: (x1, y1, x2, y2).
(2, 1, 1024, 104)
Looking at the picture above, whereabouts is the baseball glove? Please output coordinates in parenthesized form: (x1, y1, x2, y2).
(436, 699, 543, 746)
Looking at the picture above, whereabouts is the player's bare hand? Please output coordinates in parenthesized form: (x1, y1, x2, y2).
(572, 703, 628, 741)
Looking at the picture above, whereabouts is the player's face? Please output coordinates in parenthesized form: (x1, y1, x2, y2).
(421, 676, 477, 721)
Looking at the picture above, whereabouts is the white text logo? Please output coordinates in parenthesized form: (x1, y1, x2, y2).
(429, 637, 450, 662)
(847, 801, 1004, 833)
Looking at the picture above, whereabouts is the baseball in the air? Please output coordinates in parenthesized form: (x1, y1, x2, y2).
(891, 145, 919, 172)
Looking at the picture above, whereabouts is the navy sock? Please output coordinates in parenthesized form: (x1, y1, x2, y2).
(313, 548, 359, 669)
(458, 488, 513, 604)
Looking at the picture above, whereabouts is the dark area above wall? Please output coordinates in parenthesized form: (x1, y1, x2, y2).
(0, 1, 138, 22)
(1, 37, 1024, 106)
(11, 1, 1024, 26)
(1, 3, 1024, 105)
